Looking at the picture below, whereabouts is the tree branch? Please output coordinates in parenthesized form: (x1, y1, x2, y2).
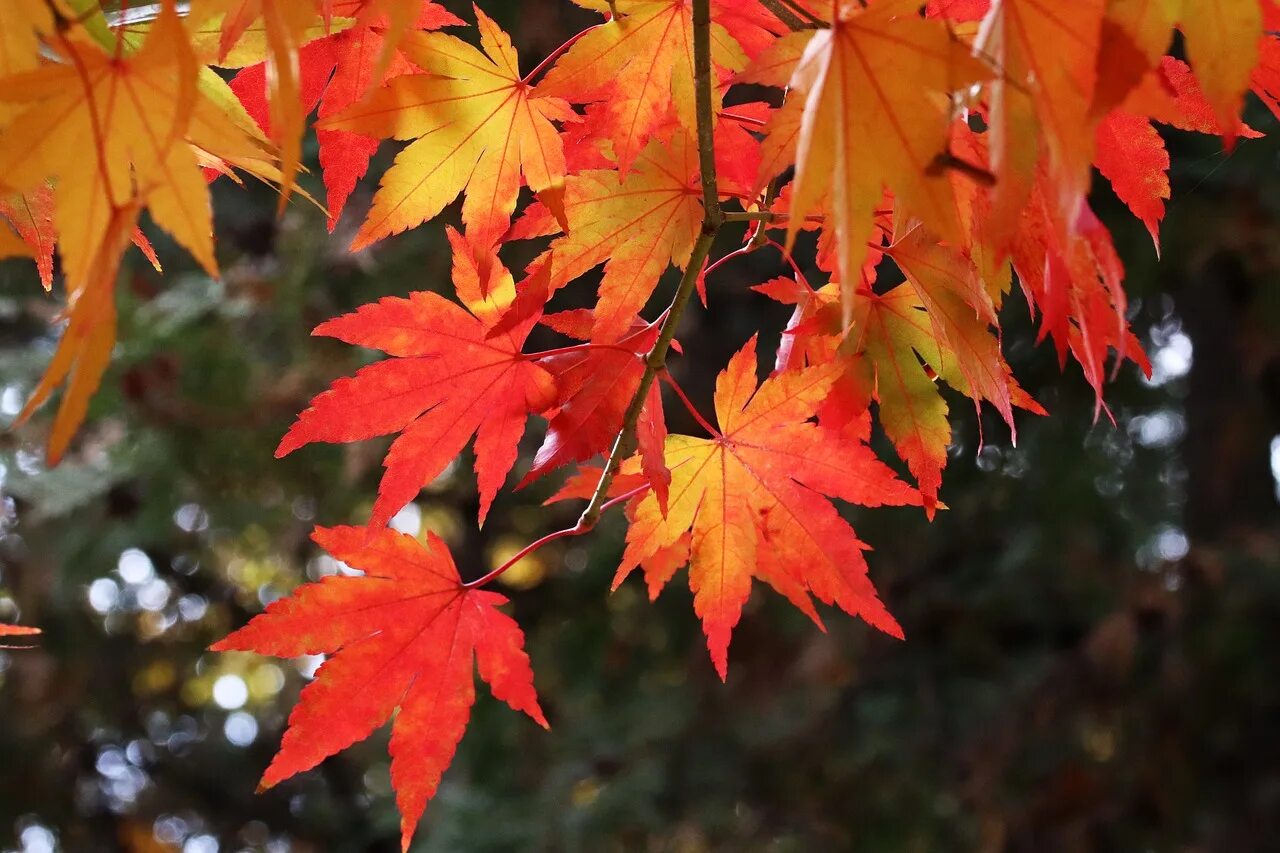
(575, 0, 723, 532)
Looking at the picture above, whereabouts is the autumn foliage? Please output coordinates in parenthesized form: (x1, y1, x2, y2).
(2, 0, 1278, 846)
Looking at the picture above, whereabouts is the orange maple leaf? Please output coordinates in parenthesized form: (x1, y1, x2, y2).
(213, 525, 546, 853)
(319, 5, 573, 260)
(0, 188, 55, 288)
(760, 231, 1039, 515)
(1093, 111, 1169, 248)
(277, 229, 556, 528)
(1009, 173, 1151, 405)
(0, 214, 33, 262)
(615, 337, 916, 679)
(0, 622, 41, 649)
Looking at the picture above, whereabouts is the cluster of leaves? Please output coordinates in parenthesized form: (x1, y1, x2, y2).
(3, 0, 1280, 847)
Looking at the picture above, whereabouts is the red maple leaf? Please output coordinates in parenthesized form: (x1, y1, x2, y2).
(213, 525, 546, 852)
(276, 229, 556, 527)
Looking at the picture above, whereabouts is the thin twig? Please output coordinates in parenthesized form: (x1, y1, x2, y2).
(692, 0, 723, 228)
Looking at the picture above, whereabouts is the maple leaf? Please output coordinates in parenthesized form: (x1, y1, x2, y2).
(213, 525, 546, 852)
(537, 0, 751, 175)
(0, 622, 40, 650)
(1094, 111, 1169, 248)
(12, 205, 139, 464)
(1093, 56, 1261, 248)
(277, 229, 556, 528)
(615, 338, 916, 678)
(884, 224, 1025, 430)
(319, 6, 573, 261)
(512, 132, 704, 343)
(1090, 0, 1174, 116)
(0, 4, 210, 281)
(761, 235, 1039, 514)
(781, 0, 991, 321)
(975, 0, 1104, 242)
(230, 0, 464, 227)
(927, 0, 990, 21)
(737, 31, 808, 194)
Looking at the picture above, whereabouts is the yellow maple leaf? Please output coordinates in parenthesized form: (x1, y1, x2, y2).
(191, 0, 324, 205)
(0, 0, 53, 78)
(320, 6, 572, 260)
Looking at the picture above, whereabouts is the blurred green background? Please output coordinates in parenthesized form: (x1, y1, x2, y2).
(3, 3, 1280, 851)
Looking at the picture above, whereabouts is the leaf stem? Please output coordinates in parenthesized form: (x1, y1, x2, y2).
(722, 110, 768, 129)
(462, 526, 578, 590)
(722, 211, 777, 223)
(702, 242, 756, 277)
(660, 371, 720, 437)
(525, 342, 640, 361)
(765, 238, 812, 285)
(521, 24, 601, 85)
(462, 484, 649, 589)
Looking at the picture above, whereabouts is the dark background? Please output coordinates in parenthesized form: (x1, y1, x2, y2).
(2, 3, 1280, 851)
